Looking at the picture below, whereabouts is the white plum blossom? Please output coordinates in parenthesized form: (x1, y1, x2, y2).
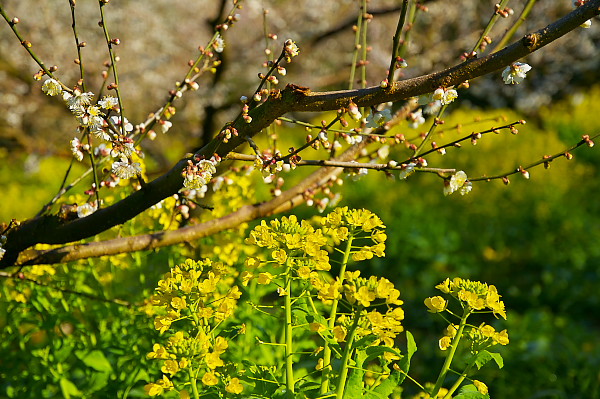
(159, 120, 173, 134)
(366, 108, 392, 128)
(423, 100, 442, 115)
(398, 162, 416, 180)
(98, 95, 119, 110)
(112, 157, 142, 179)
(110, 115, 134, 133)
(344, 134, 363, 145)
(444, 170, 471, 196)
(72, 105, 104, 131)
(408, 108, 425, 128)
(213, 34, 225, 53)
(66, 90, 94, 110)
(42, 78, 63, 96)
(77, 202, 98, 218)
(459, 181, 473, 195)
(70, 137, 84, 161)
(284, 39, 300, 61)
(502, 62, 532, 85)
(432, 88, 458, 105)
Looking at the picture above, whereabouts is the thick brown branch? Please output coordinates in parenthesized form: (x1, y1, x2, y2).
(1, 1, 598, 268)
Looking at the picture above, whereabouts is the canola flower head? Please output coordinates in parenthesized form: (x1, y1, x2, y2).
(434, 277, 507, 319)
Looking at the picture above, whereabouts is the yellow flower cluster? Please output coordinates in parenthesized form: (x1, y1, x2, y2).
(468, 322, 510, 347)
(245, 214, 331, 274)
(145, 259, 243, 396)
(435, 277, 507, 319)
(321, 207, 387, 261)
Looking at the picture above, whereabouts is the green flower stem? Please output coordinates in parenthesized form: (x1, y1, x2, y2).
(190, 373, 200, 399)
(335, 307, 362, 399)
(443, 357, 477, 399)
(430, 307, 471, 398)
(321, 234, 355, 394)
(284, 258, 295, 396)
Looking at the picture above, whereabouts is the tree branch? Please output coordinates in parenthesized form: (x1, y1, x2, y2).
(1, 0, 598, 268)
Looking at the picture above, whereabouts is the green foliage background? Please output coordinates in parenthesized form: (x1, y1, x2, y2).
(1, 87, 599, 398)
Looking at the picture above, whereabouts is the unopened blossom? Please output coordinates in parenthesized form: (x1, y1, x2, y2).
(502, 62, 532, 84)
(348, 102, 362, 121)
(41, 78, 63, 96)
(112, 157, 142, 179)
(432, 87, 458, 105)
(77, 201, 98, 218)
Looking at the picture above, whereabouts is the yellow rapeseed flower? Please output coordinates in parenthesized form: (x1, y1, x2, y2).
(225, 378, 244, 394)
(424, 296, 447, 313)
(202, 371, 219, 386)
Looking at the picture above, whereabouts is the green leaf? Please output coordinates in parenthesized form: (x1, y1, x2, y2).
(59, 378, 81, 398)
(489, 352, 504, 369)
(454, 384, 490, 399)
(344, 348, 367, 398)
(75, 350, 113, 373)
(364, 331, 417, 399)
(474, 350, 504, 370)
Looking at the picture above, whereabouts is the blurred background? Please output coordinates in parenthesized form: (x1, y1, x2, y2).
(1, 0, 599, 398)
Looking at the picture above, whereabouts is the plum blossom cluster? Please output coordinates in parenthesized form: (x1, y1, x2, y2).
(432, 87, 458, 105)
(145, 258, 243, 396)
(41, 78, 144, 180)
(181, 154, 221, 190)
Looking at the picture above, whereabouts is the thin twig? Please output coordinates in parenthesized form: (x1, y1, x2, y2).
(386, 0, 410, 84)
